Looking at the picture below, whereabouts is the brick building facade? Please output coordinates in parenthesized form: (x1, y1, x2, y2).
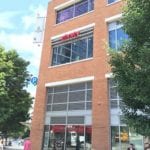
(31, 0, 144, 150)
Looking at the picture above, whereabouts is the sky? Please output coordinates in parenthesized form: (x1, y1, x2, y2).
(0, 0, 50, 96)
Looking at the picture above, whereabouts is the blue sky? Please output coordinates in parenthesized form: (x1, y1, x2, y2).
(0, 0, 50, 96)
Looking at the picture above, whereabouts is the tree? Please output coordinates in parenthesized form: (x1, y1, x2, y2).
(109, 0, 150, 137)
(0, 46, 32, 140)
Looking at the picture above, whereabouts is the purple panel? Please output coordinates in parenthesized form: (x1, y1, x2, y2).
(75, 0, 88, 17)
(57, 6, 74, 23)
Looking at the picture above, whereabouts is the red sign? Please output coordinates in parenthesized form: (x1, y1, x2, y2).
(61, 31, 80, 41)
(50, 125, 91, 134)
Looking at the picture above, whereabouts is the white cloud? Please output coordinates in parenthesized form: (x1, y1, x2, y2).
(0, 11, 19, 29)
(22, 15, 36, 30)
(22, 4, 47, 31)
(0, 4, 47, 69)
(0, 30, 42, 72)
(0, 4, 48, 96)
(29, 4, 47, 17)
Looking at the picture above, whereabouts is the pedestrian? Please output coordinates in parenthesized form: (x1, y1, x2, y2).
(24, 137, 31, 150)
(127, 143, 136, 150)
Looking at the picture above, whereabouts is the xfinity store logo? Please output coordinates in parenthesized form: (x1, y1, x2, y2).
(61, 31, 80, 41)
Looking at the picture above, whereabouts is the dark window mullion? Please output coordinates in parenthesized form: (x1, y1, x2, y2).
(85, 82, 87, 110)
(51, 88, 54, 112)
(55, 47, 58, 65)
(73, 3, 75, 18)
(86, 37, 89, 58)
(70, 42, 73, 62)
(115, 27, 118, 50)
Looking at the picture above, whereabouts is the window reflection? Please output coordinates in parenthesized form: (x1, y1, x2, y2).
(85, 126, 92, 150)
(75, 0, 88, 17)
(111, 126, 129, 150)
(49, 125, 65, 150)
(108, 22, 128, 50)
(66, 125, 84, 150)
(108, 0, 119, 4)
(72, 39, 87, 61)
(52, 36, 93, 66)
(109, 79, 144, 149)
(56, 6, 74, 23)
(56, 0, 94, 24)
(109, 30, 116, 49)
(43, 125, 92, 150)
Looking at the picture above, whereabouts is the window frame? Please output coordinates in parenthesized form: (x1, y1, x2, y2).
(51, 35, 93, 66)
(108, 21, 128, 51)
(46, 82, 92, 112)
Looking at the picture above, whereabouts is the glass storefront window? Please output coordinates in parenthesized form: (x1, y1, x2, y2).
(111, 126, 129, 150)
(49, 125, 65, 150)
(43, 125, 92, 150)
(109, 79, 144, 150)
(111, 126, 120, 150)
(44, 82, 92, 149)
(120, 126, 129, 149)
(46, 82, 92, 112)
(129, 128, 144, 150)
(43, 126, 50, 149)
(66, 125, 84, 150)
(85, 126, 92, 150)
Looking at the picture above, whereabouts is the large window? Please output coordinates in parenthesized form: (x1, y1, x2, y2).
(43, 125, 92, 150)
(109, 79, 123, 110)
(56, 0, 94, 24)
(109, 79, 144, 150)
(43, 82, 92, 150)
(52, 36, 93, 66)
(111, 126, 144, 150)
(111, 126, 129, 150)
(108, 21, 128, 50)
(109, 79, 129, 149)
(46, 82, 92, 112)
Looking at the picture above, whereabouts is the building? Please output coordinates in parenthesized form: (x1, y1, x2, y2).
(31, 0, 144, 150)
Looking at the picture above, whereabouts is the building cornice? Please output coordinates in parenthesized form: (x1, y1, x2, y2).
(45, 76, 94, 87)
(51, 23, 95, 40)
(54, 0, 81, 11)
(105, 13, 122, 23)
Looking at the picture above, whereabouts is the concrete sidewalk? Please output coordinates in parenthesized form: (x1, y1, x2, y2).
(2, 146, 23, 150)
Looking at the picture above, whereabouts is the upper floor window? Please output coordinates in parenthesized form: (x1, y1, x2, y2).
(109, 78, 122, 109)
(108, 21, 128, 50)
(46, 82, 92, 112)
(51, 33, 93, 66)
(108, 0, 119, 4)
(56, 0, 94, 24)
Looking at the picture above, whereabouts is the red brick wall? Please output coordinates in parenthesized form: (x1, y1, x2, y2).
(31, 0, 123, 149)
